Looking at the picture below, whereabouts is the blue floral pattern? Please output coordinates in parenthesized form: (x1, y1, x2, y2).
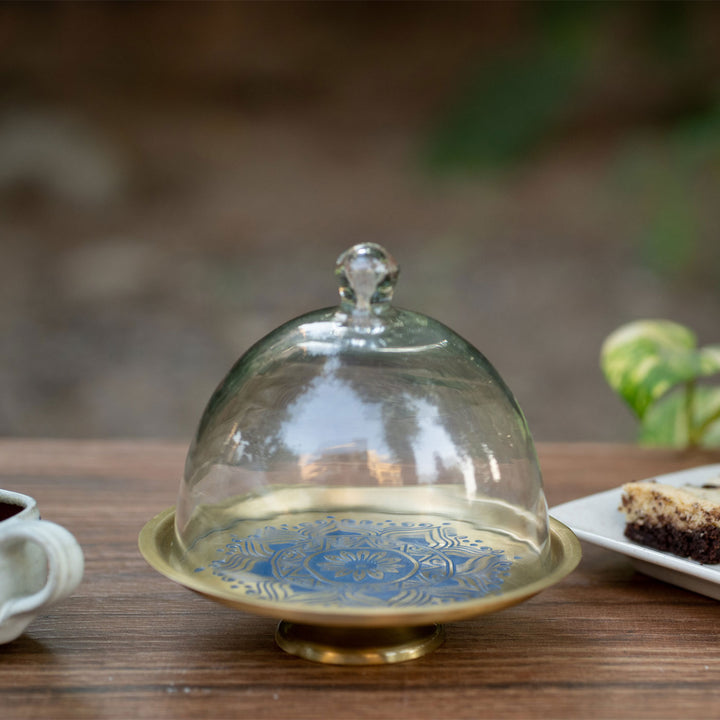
(316, 550, 406, 582)
(193, 516, 516, 607)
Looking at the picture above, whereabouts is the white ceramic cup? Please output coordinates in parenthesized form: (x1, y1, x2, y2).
(0, 489, 84, 644)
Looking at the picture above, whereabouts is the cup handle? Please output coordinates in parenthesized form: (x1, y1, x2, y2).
(0, 520, 84, 626)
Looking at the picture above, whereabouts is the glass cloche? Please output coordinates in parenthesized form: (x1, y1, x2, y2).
(140, 243, 580, 665)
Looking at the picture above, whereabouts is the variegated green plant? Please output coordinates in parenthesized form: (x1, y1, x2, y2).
(601, 320, 720, 448)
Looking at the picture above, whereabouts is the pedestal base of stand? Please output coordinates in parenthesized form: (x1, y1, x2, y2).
(275, 621, 445, 665)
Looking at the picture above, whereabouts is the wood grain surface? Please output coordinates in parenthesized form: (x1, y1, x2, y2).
(2, 440, 720, 720)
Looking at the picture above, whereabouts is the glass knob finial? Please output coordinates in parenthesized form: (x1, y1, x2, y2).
(335, 243, 399, 314)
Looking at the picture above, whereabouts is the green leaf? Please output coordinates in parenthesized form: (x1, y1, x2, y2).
(700, 345, 720, 373)
(640, 385, 720, 448)
(637, 388, 688, 447)
(600, 319, 720, 419)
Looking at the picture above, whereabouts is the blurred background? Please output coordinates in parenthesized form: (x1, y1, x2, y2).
(1, 1, 719, 443)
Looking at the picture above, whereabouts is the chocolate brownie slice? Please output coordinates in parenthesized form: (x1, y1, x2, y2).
(620, 481, 720, 564)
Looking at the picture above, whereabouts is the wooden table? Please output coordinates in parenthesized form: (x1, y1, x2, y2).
(2, 440, 720, 719)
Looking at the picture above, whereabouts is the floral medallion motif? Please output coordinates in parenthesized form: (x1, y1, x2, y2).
(193, 516, 516, 607)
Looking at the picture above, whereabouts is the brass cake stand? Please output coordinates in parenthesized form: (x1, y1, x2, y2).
(139, 508, 580, 665)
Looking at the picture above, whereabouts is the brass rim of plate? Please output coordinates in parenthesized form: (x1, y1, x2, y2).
(275, 621, 445, 665)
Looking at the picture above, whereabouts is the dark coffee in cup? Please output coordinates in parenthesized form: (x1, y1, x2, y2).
(0, 501, 23, 522)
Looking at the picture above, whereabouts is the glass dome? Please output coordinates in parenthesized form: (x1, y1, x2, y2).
(175, 243, 552, 589)
(136, 241, 581, 663)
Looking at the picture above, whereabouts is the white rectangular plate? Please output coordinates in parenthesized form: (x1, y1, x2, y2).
(550, 463, 720, 600)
